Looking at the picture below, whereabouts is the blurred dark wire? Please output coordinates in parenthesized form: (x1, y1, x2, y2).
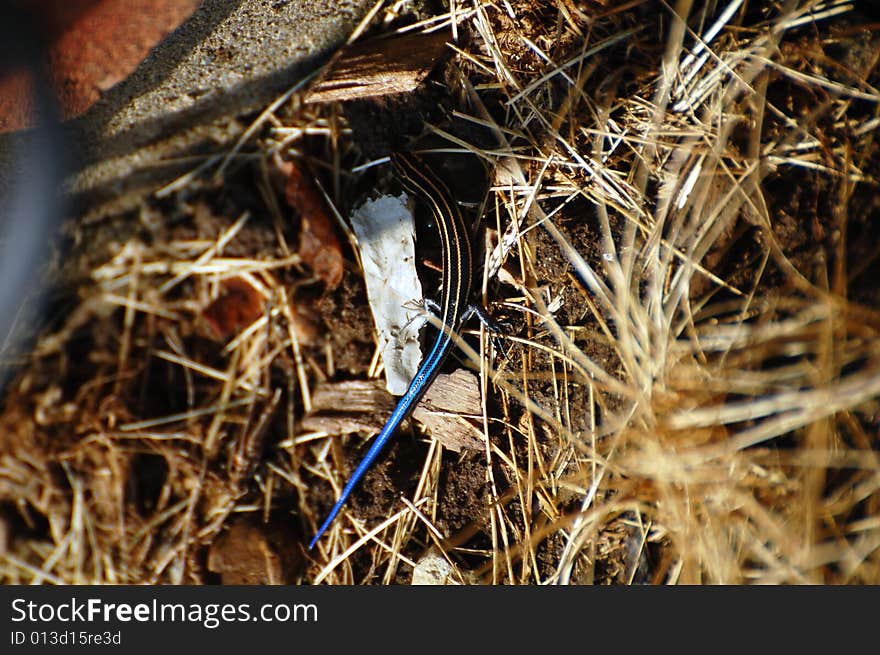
(0, 3, 68, 391)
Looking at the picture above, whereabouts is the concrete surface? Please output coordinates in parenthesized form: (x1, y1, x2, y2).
(61, 0, 376, 219)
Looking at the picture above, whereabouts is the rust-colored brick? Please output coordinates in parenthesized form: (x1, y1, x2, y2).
(0, 0, 201, 133)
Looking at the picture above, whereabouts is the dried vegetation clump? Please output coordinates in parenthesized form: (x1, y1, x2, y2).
(2, 0, 880, 584)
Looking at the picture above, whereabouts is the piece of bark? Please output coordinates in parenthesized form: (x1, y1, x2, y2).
(412, 369, 485, 452)
(306, 30, 450, 104)
(303, 369, 485, 452)
(301, 379, 395, 435)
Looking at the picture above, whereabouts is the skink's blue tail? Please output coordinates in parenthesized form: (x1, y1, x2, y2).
(308, 337, 452, 549)
(308, 428, 393, 549)
(308, 384, 426, 550)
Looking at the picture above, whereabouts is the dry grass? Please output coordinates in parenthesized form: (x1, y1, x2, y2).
(2, 0, 880, 584)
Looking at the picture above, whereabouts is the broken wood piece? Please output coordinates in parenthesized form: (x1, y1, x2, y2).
(302, 368, 484, 452)
(412, 368, 485, 452)
(306, 30, 450, 103)
(301, 379, 395, 435)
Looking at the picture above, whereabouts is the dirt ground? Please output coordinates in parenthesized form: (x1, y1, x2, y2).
(2, 2, 880, 585)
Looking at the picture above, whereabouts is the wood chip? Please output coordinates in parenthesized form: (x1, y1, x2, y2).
(306, 30, 450, 104)
(300, 379, 395, 435)
(302, 368, 485, 452)
(412, 369, 485, 452)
